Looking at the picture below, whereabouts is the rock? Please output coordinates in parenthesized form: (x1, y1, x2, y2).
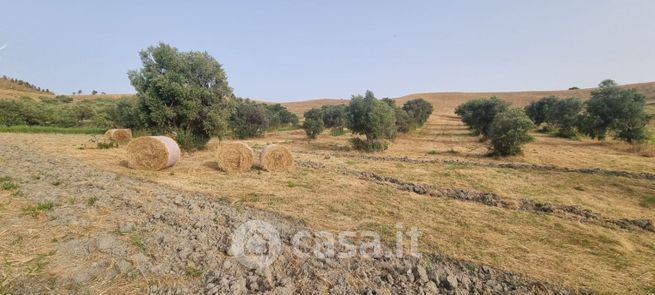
(415, 265, 429, 283)
(424, 281, 439, 295)
(442, 274, 458, 290)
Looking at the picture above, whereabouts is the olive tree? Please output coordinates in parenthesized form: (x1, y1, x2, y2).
(347, 91, 396, 151)
(488, 108, 535, 156)
(578, 79, 651, 143)
(302, 108, 324, 140)
(455, 97, 510, 137)
(128, 43, 233, 150)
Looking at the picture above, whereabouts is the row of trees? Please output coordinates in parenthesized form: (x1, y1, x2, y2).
(302, 91, 433, 151)
(1, 76, 52, 94)
(455, 79, 652, 156)
(525, 80, 651, 143)
(455, 97, 534, 156)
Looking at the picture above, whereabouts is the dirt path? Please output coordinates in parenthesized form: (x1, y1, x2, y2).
(0, 141, 582, 294)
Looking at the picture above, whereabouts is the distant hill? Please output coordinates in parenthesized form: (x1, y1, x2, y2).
(0, 76, 54, 99)
(280, 81, 655, 115)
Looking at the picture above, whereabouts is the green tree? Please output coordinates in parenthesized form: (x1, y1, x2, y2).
(546, 97, 583, 138)
(488, 108, 535, 156)
(578, 80, 651, 143)
(402, 98, 434, 126)
(347, 91, 396, 151)
(109, 96, 143, 128)
(302, 108, 324, 140)
(524, 96, 558, 126)
(321, 104, 348, 133)
(455, 97, 510, 137)
(230, 102, 269, 139)
(127, 43, 234, 149)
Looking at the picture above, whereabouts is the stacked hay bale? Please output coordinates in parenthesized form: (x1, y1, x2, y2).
(216, 142, 254, 173)
(126, 136, 181, 170)
(104, 129, 133, 142)
(259, 144, 293, 172)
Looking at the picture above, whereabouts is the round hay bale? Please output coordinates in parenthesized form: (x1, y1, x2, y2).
(104, 129, 133, 142)
(126, 136, 181, 171)
(260, 144, 293, 172)
(216, 142, 254, 173)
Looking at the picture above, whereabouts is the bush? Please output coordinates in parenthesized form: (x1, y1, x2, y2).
(455, 97, 510, 137)
(109, 96, 143, 129)
(577, 79, 652, 143)
(230, 102, 269, 139)
(321, 104, 348, 134)
(547, 97, 583, 138)
(488, 108, 535, 156)
(266, 103, 298, 129)
(176, 129, 211, 151)
(350, 138, 388, 152)
(402, 98, 433, 126)
(524, 96, 558, 126)
(302, 108, 324, 140)
(128, 43, 233, 150)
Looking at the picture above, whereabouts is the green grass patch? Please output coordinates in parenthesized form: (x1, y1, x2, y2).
(86, 197, 97, 207)
(0, 176, 18, 191)
(640, 195, 655, 208)
(0, 125, 105, 134)
(22, 201, 55, 217)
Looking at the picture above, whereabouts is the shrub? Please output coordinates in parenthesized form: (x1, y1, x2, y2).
(128, 43, 233, 150)
(230, 102, 270, 139)
(524, 96, 558, 126)
(455, 97, 510, 137)
(350, 138, 388, 152)
(109, 96, 143, 129)
(577, 79, 652, 143)
(547, 97, 583, 138)
(266, 103, 298, 129)
(488, 108, 535, 156)
(402, 98, 433, 126)
(347, 91, 396, 151)
(302, 108, 324, 140)
(393, 107, 413, 134)
(176, 129, 210, 151)
(321, 104, 348, 133)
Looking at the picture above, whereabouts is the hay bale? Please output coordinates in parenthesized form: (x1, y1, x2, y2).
(216, 142, 254, 173)
(260, 144, 293, 172)
(126, 136, 181, 171)
(104, 129, 133, 142)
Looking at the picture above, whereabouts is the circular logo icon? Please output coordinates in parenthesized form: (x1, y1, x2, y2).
(229, 220, 282, 270)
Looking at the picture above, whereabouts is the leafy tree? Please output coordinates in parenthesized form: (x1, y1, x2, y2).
(488, 108, 535, 156)
(109, 96, 142, 128)
(91, 90, 98, 95)
(546, 97, 583, 138)
(77, 90, 82, 94)
(320, 104, 348, 133)
(265, 103, 298, 128)
(455, 97, 510, 137)
(72, 102, 96, 123)
(128, 43, 234, 149)
(302, 108, 324, 140)
(347, 91, 396, 151)
(578, 80, 651, 143)
(402, 98, 433, 126)
(230, 102, 269, 139)
(393, 107, 413, 134)
(524, 96, 558, 126)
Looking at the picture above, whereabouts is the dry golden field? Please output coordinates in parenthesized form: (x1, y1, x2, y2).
(2, 104, 654, 293)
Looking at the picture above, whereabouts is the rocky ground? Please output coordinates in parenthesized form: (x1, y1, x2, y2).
(0, 141, 586, 294)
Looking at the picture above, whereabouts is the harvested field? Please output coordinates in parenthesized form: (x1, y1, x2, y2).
(1, 102, 654, 294)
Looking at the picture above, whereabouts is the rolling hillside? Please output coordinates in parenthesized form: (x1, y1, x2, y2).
(0, 78, 54, 99)
(281, 81, 655, 115)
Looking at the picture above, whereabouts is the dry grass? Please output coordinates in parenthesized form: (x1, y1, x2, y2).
(2, 82, 655, 293)
(4, 115, 655, 293)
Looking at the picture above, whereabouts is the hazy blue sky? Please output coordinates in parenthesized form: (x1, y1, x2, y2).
(1, 1, 654, 101)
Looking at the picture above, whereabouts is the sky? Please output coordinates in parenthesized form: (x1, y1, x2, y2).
(1, 0, 654, 102)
